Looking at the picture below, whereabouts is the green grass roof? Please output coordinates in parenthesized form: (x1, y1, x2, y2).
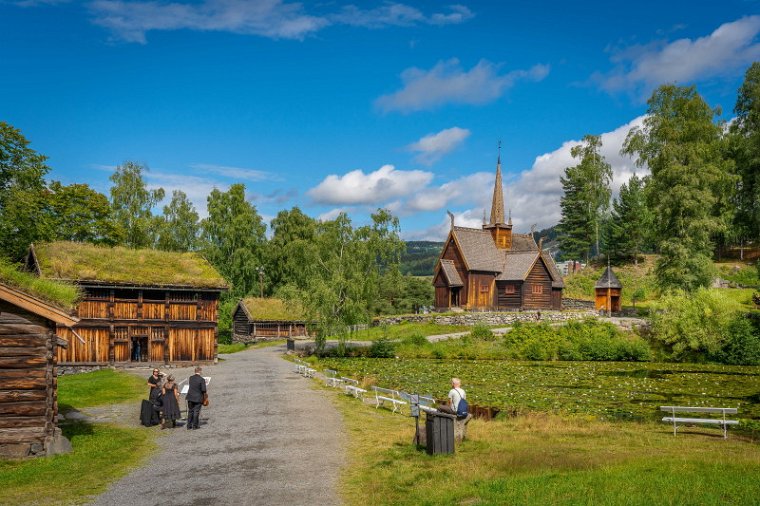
(33, 242, 228, 289)
(0, 258, 80, 311)
(241, 297, 306, 321)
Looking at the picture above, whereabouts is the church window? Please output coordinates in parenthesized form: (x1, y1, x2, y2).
(505, 284, 516, 294)
(531, 284, 543, 295)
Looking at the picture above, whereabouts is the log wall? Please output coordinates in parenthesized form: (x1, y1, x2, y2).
(522, 258, 553, 309)
(0, 301, 58, 458)
(56, 287, 221, 365)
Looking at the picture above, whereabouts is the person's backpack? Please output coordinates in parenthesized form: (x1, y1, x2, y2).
(455, 388, 469, 419)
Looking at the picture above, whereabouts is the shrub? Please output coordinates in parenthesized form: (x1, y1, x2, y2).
(717, 315, 760, 365)
(369, 338, 396, 358)
(470, 324, 495, 341)
(649, 288, 742, 361)
(402, 333, 428, 346)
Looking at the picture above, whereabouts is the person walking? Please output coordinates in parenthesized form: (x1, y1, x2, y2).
(160, 375, 181, 429)
(186, 366, 207, 430)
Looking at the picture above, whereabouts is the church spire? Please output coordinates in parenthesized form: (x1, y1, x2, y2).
(489, 141, 506, 225)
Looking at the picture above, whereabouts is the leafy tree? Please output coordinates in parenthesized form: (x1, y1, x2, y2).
(557, 135, 612, 262)
(728, 62, 760, 247)
(157, 190, 200, 252)
(266, 207, 317, 290)
(201, 183, 266, 296)
(109, 161, 165, 248)
(45, 182, 122, 245)
(649, 288, 742, 361)
(605, 174, 652, 264)
(0, 122, 50, 260)
(280, 209, 403, 349)
(623, 85, 735, 292)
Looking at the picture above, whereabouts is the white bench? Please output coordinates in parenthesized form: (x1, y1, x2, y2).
(660, 406, 739, 439)
(303, 367, 316, 378)
(324, 369, 343, 387)
(345, 385, 367, 399)
(372, 386, 407, 414)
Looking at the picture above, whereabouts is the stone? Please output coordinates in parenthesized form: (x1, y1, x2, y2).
(30, 442, 44, 455)
(45, 430, 72, 456)
(0, 443, 30, 459)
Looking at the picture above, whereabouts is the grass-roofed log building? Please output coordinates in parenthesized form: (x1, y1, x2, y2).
(25, 242, 228, 366)
(232, 297, 310, 343)
(0, 260, 78, 457)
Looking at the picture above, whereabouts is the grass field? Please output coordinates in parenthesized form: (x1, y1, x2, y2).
(333, 391, 760, 505)
(0, 369, 156, 505)
(218, 339, 286, 354)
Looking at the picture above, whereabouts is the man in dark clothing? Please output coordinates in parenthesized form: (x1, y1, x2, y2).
(186, 366, 207, 430)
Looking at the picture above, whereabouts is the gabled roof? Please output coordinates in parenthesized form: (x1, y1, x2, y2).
(30, 242, 228, 290)
(511, 233, 538, 252)
(0, 283, 79, 327)
(497, 252, 539, 281)
(237, 297, 307, 322)
(595, 266, 622, 289)
(450, 227, 502, 272)
(439, 259, 463, 287)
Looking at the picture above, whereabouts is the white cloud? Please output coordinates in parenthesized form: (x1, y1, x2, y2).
(408, 127, 470, 165)
(190, 163, 277, 182)
(402, 116, 647, 240)
(595, 16, 760, 97)
(332, 4, 472, 28)
(317, 208, 346, 222)
(308, 164, 434, 205)
(376, 58, 550, 113)
(86, 0, 473, 44)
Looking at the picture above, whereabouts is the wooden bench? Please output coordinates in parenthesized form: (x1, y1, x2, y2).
(660, 406, 739, 439)
(372, 386, 407, 414)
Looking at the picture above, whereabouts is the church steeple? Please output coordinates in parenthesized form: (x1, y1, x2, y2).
(484, 141, 513, 250)
(489, 143, 506, 226)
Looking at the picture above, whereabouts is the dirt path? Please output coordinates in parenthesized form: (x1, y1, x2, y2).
(92, 345, 345, 506)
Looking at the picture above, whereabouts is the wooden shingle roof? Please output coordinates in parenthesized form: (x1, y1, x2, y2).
(451, 227, 502, 272)
(439, 259, 463, 287)
(595, 266, 622, 289)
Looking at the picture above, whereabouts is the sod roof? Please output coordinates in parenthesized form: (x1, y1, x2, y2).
(31, 242, 228, 289)
(0, 258, 80, 311)
(238, 297, 307, 322)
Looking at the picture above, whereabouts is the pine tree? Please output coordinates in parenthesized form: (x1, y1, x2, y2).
(606, 174, 652, 265)
(557, 135, 612, 262)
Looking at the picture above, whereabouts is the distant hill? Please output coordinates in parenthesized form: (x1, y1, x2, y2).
(401, 241, 443, 276)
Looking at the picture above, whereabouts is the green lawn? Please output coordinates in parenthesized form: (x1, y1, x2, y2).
(0, 369, 156, 505)
(335, 322, 474, 341)
(58, 368, 146, 411)
(218, 339, 286, 354)
(332, 386, 760, 506)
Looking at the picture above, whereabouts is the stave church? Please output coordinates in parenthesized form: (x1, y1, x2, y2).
(433, 153, 564, 311)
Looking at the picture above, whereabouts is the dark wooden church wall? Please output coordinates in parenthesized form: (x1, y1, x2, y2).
(522, 259, 553, 309)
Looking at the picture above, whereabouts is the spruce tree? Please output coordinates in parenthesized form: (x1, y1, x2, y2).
(606, 174, 652, 265)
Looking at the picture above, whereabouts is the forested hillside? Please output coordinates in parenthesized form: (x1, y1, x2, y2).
(401, 241, 443, 275)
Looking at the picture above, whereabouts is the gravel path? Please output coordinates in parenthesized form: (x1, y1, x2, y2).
(92, 345, 345, 506)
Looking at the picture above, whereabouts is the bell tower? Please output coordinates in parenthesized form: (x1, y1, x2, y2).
(483, 142, 512, 249)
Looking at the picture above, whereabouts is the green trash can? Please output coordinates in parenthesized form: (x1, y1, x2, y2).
(426, 411, 455, 455)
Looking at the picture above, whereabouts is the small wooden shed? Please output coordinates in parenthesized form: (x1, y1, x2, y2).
(0, 283, 78, 458)
(595, 266, 622, 314)
(232, 297, 310, 343)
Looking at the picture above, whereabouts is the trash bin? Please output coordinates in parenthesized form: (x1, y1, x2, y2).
(425, 411, 455, 455)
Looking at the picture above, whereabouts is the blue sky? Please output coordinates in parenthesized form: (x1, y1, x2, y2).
(2, 1, 759, 239)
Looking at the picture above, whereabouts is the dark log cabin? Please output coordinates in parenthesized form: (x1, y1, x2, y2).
(26, 242, 228, 366)
(595, 266, 622, 313)
(232, 297, 310, 343)
(433, 153, 564, 311)
(0, 282, 78, 458)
